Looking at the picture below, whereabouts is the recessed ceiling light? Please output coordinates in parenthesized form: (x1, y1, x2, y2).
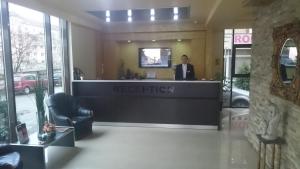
(128, 9, 132, 17)
(152, 40, 156, 42)
(128, 9, 133, 22)
(173, 7, 179, 14)
(106, 10, 111, 22)
(174, 15, 179, 21)
(150, 9, 155, 15)
(150, 9, 155, 21)
(106, 10, 110, 17)
(173, 7, 179, 21)
(150, 16, 155, 21)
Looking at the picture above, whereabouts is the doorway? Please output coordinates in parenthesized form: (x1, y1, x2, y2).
(223, 29, 252, 108)
(221, 29, 252, 130)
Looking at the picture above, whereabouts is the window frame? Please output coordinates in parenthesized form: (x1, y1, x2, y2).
(0, 0, 70, 142)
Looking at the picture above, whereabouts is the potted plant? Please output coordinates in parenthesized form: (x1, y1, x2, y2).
(118, 59, 126, 80)
(0, 97, 8, 142)
(34, 79, 56, 141)
(43, 121, 56, 138)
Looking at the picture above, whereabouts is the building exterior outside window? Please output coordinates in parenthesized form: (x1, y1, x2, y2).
(9, 3, 49, 134)
(51, 16, 64, 93)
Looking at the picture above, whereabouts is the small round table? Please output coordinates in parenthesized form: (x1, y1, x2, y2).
(256, 134, 284, 169)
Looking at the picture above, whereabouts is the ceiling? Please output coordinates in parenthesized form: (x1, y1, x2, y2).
(10, 0, 255, 30)
(38, 0, 219, 24)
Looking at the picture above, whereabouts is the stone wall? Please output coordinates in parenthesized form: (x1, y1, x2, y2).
(246, 0, 300, 169)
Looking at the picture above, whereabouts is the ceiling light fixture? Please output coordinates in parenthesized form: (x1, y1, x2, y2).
(151, 16, 155, 21)
(128, 9, 132, 17)
(152, 40, 156, 42)
(173, 7, 179, 14)
(173, 7, 179, 21)
(106, 10, 110, 17)
(174, 15, 179, 21)
(106, 10, 111, 23)
(150, 9, 155, 15)
(128, 9, 132, 22)
(128, 40, 131, 43)
(177, 39, 182, 42)
(150, 9, 155, 21)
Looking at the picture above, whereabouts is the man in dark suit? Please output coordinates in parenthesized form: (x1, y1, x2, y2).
(175, 55, 195, 80)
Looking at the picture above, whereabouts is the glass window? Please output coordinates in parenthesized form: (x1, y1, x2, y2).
(0, 5, 9, 143)
(232, 77, 250, 108)
(223, 29, 233, 107)
(224, 29, 233, 79)
(9, 3, 48, 135)
(234, 48, 251, 75)
(50, 16, 64, 93)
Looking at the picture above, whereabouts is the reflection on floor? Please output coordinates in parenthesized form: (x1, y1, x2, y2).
(222, 108, 249, 130)
(46, 111, 256, 169)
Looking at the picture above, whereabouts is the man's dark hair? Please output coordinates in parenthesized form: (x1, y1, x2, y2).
(182, 55, 188, 58)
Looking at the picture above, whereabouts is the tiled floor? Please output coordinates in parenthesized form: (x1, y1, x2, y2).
(46, 119, 257, 169)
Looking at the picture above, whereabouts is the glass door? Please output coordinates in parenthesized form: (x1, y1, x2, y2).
(223, 29, 252, 108)
(230, 45, 251, 108)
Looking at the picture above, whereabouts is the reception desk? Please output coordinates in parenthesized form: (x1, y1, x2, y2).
(72, 80, 221, 129)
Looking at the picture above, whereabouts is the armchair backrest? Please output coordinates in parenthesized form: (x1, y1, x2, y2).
(46, 93, 76, 118)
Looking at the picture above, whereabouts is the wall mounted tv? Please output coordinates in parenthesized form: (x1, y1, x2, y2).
(139, 48, 172, 68)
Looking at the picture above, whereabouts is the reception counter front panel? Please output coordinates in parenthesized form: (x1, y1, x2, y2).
(72, 80, 221, 128)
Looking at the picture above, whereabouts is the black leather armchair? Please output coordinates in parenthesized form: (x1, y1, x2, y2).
(46, 93, 93, 140)
(0, 144, 23, 169)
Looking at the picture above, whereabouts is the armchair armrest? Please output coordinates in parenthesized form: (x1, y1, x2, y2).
(52, 114, 72, 126)
(0, 144, 12, 156)
(77, 107, 93, 117)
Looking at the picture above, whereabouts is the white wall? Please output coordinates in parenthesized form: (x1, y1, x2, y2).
(71, 23, 100, 80)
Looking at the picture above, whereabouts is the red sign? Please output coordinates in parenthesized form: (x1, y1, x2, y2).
(234, 34, 252, 44)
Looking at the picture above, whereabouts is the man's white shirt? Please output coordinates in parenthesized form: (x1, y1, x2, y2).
(182, 64, 187, 79)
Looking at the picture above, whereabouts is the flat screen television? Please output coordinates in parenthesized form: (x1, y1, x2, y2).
(139, 48, 172, 68)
